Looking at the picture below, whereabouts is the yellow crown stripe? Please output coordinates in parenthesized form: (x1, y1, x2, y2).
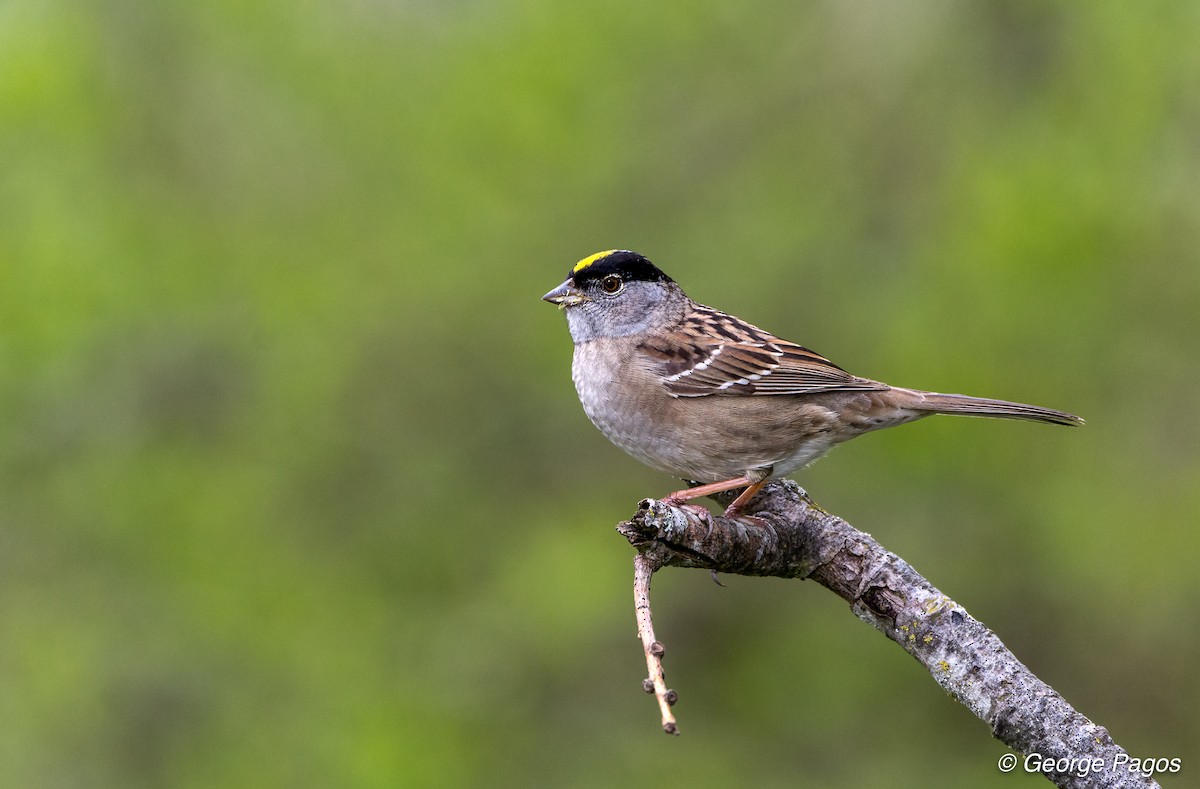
(573, 249, 620, 274)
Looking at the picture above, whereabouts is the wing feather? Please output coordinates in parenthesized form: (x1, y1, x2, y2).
(639, 304, 890, 398)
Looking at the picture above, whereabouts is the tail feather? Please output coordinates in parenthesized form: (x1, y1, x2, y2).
(902, 389, 1084, 427)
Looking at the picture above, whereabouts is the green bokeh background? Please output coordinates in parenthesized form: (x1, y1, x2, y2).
(3, 1, 1198, 786)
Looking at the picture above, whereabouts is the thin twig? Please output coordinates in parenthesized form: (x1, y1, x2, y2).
(616, 480, 1160, 789)
(633, 553, 678, 735)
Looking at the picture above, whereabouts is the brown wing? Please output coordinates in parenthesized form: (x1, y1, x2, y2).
(639, 304, 890, 398)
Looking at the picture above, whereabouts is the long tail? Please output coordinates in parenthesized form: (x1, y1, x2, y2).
(897, 388, 1084, 427)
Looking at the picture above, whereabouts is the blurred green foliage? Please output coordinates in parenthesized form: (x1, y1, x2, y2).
(2, 0, 1198, 786)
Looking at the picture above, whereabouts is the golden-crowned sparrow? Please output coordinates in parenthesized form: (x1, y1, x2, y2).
(543, 250, 1083, 516)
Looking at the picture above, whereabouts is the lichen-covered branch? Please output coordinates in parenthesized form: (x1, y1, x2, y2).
(616, 480, 1158, 789)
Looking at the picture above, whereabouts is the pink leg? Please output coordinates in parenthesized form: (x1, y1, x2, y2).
(722, 480, 767, 517)
(661, 475, 769, 516)
(661, 476, 756, 507)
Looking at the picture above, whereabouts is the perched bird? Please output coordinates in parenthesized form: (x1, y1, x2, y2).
(543, 250, 1083, 517)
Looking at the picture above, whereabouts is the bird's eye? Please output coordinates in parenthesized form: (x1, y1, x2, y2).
(600, 274, 623, 294)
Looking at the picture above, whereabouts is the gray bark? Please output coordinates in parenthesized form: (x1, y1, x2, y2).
(616, 480, 1161, 789)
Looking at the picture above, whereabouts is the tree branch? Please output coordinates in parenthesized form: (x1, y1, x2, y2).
(616, 480, 1159, 789)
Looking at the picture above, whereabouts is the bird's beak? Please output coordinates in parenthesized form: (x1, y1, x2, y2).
(542, 280, 588, 308)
